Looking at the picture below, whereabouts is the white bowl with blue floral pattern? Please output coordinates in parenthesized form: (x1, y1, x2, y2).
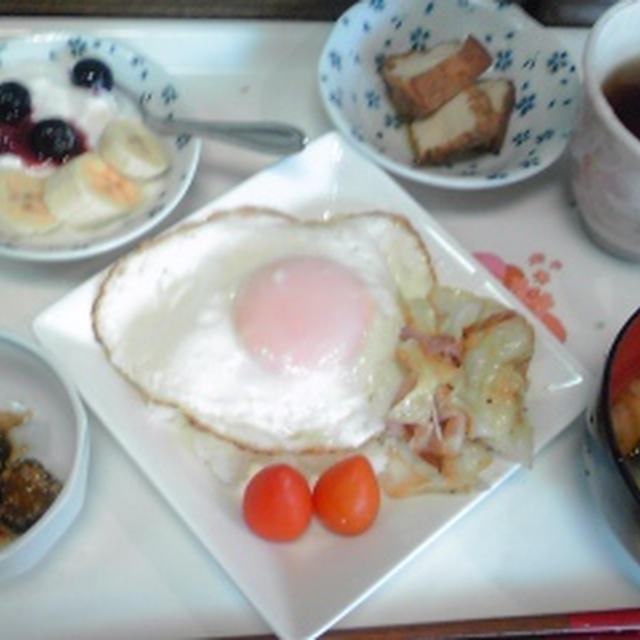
(318, 0, 580, 189)
(0, 31, 200, 261)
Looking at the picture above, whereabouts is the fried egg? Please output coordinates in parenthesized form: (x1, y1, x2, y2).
(92, 207, 435, 453)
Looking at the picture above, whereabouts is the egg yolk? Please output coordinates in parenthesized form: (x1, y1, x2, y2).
(233, 256, 374, 372)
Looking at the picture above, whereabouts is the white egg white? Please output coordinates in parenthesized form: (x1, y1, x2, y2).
(93, 207, 436, 453)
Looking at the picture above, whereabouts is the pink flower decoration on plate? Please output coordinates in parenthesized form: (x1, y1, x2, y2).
(474, 251, 567, 342)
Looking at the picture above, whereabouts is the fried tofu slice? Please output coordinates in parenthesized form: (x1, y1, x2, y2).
(478, 78, 515, 153)
(408, 78, 515, 165)
(381, 35, 492, 119)
(408, 83, 494, 165)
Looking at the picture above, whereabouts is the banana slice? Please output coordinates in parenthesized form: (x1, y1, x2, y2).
(43, 152, 142, 228)
(98, 118, 171, 180)
(0, 170, 59, 234)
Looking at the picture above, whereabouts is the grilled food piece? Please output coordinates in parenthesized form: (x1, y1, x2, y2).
(0, 406, 32, 430)
(408, 84, 494, 165)
(0, 431, 10, 473)
(381, 36, 492, 119)
(408, 78, 515, 165)
(478, 78, 516, 153)
(0, 458, 62, 533)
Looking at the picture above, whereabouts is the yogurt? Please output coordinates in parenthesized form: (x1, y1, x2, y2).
(0, 61, 137, 173)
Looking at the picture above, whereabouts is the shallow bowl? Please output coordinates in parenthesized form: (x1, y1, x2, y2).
(0, 331, 88, 580)
(0, 31, 201, 261)
(318, 0, 580, 189)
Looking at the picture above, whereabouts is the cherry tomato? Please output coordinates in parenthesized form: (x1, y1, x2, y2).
(242, 463, 312, 542)
(313, 455, 380, 536)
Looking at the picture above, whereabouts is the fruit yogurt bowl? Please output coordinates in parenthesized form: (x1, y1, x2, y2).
(0, 31, 200, 261)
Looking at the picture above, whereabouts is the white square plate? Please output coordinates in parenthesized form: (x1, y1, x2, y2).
(32, 132, 589, 639)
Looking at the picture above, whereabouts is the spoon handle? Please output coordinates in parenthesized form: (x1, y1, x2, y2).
(151, 116, 308, 154)
(117, 81, 307, 155)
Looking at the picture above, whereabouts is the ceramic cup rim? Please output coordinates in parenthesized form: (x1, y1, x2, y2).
(583, 0, 640, 158)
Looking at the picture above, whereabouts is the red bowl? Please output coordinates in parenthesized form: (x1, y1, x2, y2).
(601, 307, 640, 502)
(584, 307, 640, 562)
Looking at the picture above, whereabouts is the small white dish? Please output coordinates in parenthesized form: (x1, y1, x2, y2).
(0, 330, 88, 581)
(0, 31, 201, 261)
(318, 0, 580, 189)
(33, 132, 589, 639)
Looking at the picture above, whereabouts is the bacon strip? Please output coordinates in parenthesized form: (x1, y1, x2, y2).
(400, 326, 462, 365)
(393, 384, 470, 469)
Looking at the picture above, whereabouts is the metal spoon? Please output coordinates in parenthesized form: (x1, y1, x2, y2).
(118, 84, 308, 155)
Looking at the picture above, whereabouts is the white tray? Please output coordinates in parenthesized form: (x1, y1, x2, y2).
(1, 17, 639, 640)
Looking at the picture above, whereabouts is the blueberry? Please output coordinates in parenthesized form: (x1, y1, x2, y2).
(29, 119, 81, 162)
(0, 81, 31, 124)
(71, 58, 114, 91)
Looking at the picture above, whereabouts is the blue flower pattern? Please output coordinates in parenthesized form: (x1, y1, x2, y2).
(67, 37, 87, 57)
(494, 48, 513, 71)
(536, 129, 554, 144)
(520, 155, 540, 168)
(409, 27, 431, 50)
(329, 50, 342, 71)
(512, 129, 530, 146)
(161, 85, 178, 106)
(329, 87, 343, 108)
(318, 0, 579, 183)
(384, 112, 403, 129)
(547, 50, 568, 73)
(365, 89, 381, 108)
(515, 94, 536, 116)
